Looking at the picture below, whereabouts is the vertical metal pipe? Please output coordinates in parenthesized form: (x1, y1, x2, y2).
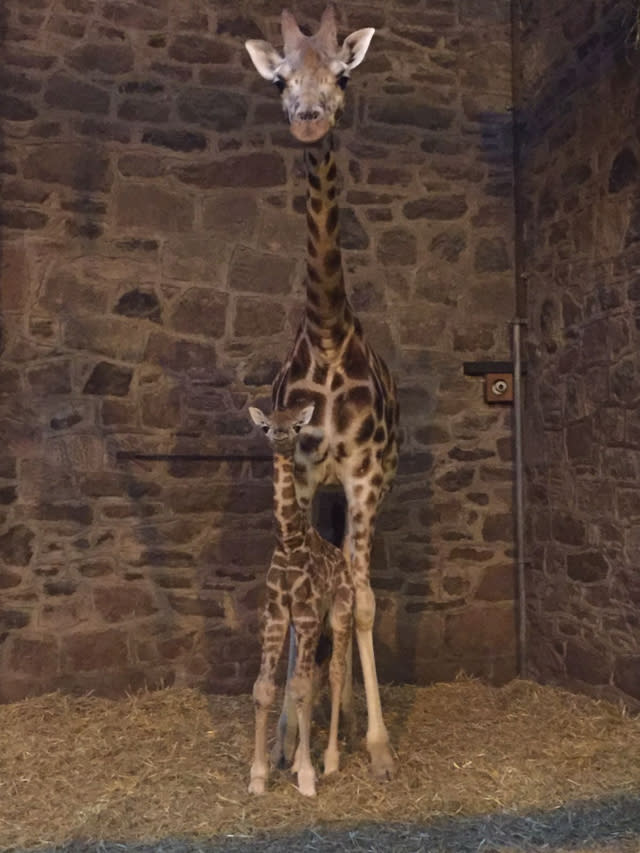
(512, 318, 527, 678)
(510, 0, 528, 678)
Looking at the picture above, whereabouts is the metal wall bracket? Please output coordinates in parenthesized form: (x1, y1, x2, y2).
(463, 360, 527, 405)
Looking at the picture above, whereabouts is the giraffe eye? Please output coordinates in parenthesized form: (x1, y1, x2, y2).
(336, 75, 349, 90)
(261, 425, 269, 433)
(274, 76, 286, 93)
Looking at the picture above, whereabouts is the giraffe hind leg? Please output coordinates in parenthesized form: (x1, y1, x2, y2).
(271, 625, 298, 769)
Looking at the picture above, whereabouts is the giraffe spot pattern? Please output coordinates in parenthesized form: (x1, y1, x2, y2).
(326, 204, 339, 235)
(307, 212, 320, 241)
(324, 248, 341, 276)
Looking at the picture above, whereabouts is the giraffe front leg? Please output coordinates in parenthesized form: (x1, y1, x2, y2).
(249, 607, 289, 795)
(249, 674, 275, 795)
(354, 583, 395, 780)
(290, 630, 319, 796)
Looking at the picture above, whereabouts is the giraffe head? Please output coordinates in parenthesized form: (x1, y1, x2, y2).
(249, 404, 315, 453)
(245, 4, 374, 143)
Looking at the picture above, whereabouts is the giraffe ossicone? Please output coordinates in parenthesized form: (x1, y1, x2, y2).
(245, 5, 399, 782)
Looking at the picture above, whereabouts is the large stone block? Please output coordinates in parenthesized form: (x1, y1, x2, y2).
(61, 628, 129, 672)
(444, 605, 516, 656)
(68, 42, 135, 74)
(9, 635, 59, 677)
(44, 74, 110, 114)
(229, 246, 295, 295)
(116, 184, 194, 231)
(177, 87, 247, 131)
(176, 153, 286, 188)
(0, 525, 35, 567)
(23, 143, 111, 191)
(169, 288, 228, 338)
(83, 362, 133, 396)
(94, 584, 158, 623)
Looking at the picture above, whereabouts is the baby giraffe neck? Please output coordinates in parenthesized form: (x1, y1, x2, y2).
(272, 450, 306, 550)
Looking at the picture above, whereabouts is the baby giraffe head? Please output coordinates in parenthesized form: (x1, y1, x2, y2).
(245, 4, 374, 143)
(249, 404, 315, 453)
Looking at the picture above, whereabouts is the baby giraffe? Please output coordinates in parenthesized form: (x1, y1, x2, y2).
(248, 403, 354, 797)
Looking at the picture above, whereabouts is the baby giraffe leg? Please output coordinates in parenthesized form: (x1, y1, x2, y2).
(249, 610, 289, 795)
(290, 631, 318, 797)
(271, 627, 298, 768)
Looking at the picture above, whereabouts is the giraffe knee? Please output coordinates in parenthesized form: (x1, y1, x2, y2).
(253, 677, 276, 709)
(289, 674, 312, 706)
(354, 587, 375, 632)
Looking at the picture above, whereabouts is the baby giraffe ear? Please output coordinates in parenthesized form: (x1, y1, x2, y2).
(340, 28, 375, 70)
(249, 406, 270, 429)
(298, 404, 315, 427)
(245, 39, 285, 81)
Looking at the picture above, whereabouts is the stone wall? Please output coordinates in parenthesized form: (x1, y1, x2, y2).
(0, 0, 516, 702)
(519, 0, 640, 704)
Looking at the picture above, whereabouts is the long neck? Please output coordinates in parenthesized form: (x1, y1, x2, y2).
(304, 132, 352, 350)
(272, 450, 306, 550)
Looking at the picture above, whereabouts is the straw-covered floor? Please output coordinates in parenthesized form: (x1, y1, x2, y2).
(2, 679, 640, 853)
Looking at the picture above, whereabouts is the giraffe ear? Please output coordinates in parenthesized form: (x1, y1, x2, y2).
(249, 406, 270, 428)
(339, 28, 375, 71)
(245, 39, 286, 81)
(298, 405, 315, 427)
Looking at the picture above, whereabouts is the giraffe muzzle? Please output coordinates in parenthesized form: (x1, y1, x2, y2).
(290, 115, 332, 143)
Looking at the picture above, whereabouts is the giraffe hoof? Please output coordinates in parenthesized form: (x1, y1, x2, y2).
(368, 742, 395, 781)
(323, 748, 339, 776)
(296, 768, 317, 797)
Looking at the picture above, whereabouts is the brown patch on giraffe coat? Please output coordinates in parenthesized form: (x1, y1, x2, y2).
(312, 362, 328, 385)
(335, 441, 347, 461)
(324, 248, 341, 277)
(310, 196, 322, 214)
(307, 212, 320, 242)
(306, 306, 324, 329)
(331, 371, 344, 391)
(307, 240, 318, 260)
(344, 336, 370, 380)
(281, 483, 296, 501)
(327, 161, 337, 182)
(346, 385, 373, 409)
(373, 425, 386, 443)
(298, 432, 323, 455)
(357, 413, 375, 444)
(357, 451, 371, 476)
(326, 204, 339, 235)
(285, 386, 325, 413)
(308, 171, 321, 191)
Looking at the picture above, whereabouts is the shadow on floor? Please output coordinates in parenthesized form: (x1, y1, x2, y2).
(24, 791, 640, 853)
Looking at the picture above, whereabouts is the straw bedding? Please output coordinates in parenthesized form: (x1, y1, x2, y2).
(2, 679, 640, 852)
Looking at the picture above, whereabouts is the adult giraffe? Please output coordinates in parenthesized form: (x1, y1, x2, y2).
(246, 4, 399, 779)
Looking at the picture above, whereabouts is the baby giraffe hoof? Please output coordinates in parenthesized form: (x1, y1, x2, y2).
(296, 767, 317, 797)
(248, 777, 266, 795)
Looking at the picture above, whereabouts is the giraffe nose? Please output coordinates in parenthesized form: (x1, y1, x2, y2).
(298, 109, 320, 121)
